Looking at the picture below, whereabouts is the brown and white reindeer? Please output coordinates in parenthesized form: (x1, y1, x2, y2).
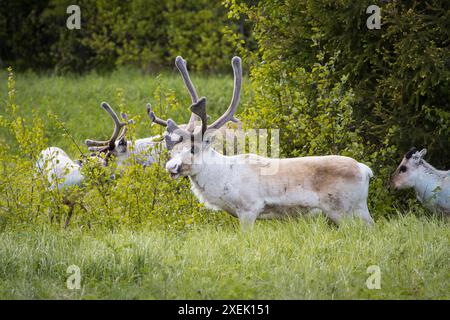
(149, 56, 375, 229)
(391, 147, 449, 215)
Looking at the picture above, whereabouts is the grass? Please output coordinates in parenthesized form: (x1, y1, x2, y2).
(0, 68, 448, 300)
(0, 215, 448, 299)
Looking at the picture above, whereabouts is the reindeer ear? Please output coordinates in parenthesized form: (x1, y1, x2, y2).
(167, 119, 178, 134)
(164, 132, 183, 150)
(118, 136, 127, 146)
(412, 148, 427, 163)
(164, 134, 176, 150)
(418, 148, 427, 158)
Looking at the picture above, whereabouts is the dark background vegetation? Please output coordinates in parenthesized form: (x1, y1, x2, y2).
(0, 0, 253, 72)
(0, 0, 449, 216)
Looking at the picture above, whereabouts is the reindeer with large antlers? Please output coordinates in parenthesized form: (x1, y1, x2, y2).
(150, 56, 375, 229)
(38, 102, 134, 191)
(84, 102, 162, 168)
(37, 102, 135, 226)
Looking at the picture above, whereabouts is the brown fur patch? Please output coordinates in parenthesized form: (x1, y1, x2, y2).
(249, 155, 361, 193)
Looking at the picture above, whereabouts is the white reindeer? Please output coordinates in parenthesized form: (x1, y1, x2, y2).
(84, 102, 147, 167)
(36, 146, 84, 190)
(36, 102, 132, 227)
(391, 148, 449, 215)
(149, 56, 375, 229)
(38, 102, 134, 190)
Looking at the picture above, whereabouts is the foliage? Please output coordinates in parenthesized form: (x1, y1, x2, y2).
(1, 2, 448, 300)
(226, 0, 449, 214)
(0, 0, 242, 73)
(0, 67, 232, 230)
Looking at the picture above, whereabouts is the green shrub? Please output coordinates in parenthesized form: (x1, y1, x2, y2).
(226, 0, 449, 215)
(1, 0, 243, 73)
(0, 67, 232, 230)
(164, 0, 236, 72)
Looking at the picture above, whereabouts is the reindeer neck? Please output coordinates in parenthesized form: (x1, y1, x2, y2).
(189, 149, 230, 186)
(413, 161, 443, 200)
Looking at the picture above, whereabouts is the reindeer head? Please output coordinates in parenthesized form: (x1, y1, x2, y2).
(148, 56, 242, 179)
(84, 102, 133, 165)
(391, 147, 428, 189)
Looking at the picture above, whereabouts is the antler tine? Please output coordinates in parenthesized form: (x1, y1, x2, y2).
(84, 102, 127, 149)
(208, 56, 241, 130)
(189, 97, 208, 136)
(116, 112, 134, 142)
(101, 102, 127, 150)
(85, 139, 109, 147)
(146, 103, 168, 127)
(175, 56, 199, 103)
(175, 56, 199, 132)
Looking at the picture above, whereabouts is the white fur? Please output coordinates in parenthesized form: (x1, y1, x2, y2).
(36, 147, 83, 190)
(114, 137, 163, 168)
(392, 149, 449, 214)
(167, 145, 374, 229)
(414, 167, 450, 213)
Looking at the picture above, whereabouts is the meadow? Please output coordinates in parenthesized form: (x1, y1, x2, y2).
(0, 69, 448, 299)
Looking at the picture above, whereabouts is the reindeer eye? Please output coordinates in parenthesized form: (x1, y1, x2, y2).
(399, 165, 407, 173)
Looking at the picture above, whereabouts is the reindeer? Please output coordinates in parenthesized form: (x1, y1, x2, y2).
(84, 102, 142, 167)
(149, 56, 375, 229)
(391, 148, 449, 215)
(37, 102, 132, 226)
(38, 102, 133, 189)
(36, 147, 84, 191)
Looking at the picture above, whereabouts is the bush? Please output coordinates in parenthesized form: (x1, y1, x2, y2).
(0, 0, 242, 73)
(226, 0, 449, 215)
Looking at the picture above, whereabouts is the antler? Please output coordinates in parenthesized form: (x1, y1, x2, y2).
(146, 102, 191, 150)
(115, 112, 134, 142)
(189, 98, 207, 136)
(148, 56, 242, 149)
(191, 56, 242, 136)
(208, 56, 241, 130)
(175, 56, 199, 132)
(146, 103, 168, 127)
(85, 102, 128, 151)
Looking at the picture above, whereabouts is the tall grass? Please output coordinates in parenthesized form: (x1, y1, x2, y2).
(0, 215, 448, 299)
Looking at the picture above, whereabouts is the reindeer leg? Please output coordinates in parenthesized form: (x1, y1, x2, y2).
(237, 210, 258, 232)
(355, 203, 374, 226)
(323, 210, 343, 226)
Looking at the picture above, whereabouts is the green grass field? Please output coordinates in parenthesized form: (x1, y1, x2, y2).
(0, 216, 448, 299)
(0, 69, 448, 299)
